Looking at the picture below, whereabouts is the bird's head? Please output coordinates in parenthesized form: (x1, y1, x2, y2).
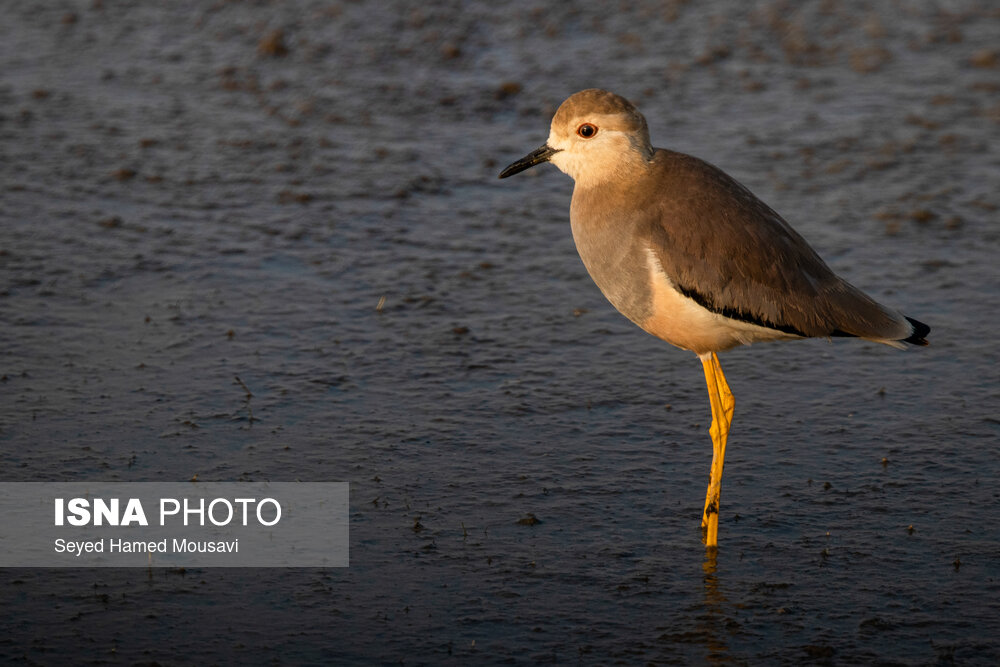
(499, 89, 653, 187)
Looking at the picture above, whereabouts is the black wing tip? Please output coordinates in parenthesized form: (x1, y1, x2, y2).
(903, 316, 930, 346)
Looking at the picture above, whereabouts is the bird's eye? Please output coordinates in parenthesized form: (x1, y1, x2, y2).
(576, 123, 598, 138)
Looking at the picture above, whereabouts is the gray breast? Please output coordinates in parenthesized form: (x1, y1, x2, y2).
(569, 187, 656, 328)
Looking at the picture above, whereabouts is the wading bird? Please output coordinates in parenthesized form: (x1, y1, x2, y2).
(499, 89, 929, 548)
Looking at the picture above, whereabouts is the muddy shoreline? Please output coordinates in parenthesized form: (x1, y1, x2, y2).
(2, 1, 998, 663)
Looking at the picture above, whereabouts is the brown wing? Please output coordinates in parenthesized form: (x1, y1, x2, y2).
(642, 150, 910, 340)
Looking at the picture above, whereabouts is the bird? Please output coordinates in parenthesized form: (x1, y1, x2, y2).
(498, 88, 929, 549)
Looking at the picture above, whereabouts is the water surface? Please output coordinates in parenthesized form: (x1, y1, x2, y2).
(1, 1, 998, 663)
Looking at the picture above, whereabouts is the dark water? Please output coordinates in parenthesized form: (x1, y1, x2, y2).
(2, 1, 999, 663)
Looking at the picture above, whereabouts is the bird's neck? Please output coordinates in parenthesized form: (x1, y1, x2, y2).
(567, 145, 653, 190)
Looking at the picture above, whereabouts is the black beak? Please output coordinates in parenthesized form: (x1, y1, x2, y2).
(498, 143, 561, 179)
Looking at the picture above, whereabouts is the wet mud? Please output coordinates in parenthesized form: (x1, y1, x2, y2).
(1, 1, 999, 664)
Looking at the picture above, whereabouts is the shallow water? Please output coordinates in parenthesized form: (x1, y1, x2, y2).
(2, 0, 999, 663)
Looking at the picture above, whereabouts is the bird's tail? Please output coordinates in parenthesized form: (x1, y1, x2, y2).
(903, 317, 930, 346)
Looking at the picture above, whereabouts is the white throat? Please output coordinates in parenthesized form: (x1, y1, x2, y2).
(547, 131, 652, 188)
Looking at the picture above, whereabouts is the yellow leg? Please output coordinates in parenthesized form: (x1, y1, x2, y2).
(700, 352, 735, 548)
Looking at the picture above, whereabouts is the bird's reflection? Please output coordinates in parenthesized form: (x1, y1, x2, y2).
(699, 549, 734, 663)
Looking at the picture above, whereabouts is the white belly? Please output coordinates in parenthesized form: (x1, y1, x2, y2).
(639, 247, 801, 355)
